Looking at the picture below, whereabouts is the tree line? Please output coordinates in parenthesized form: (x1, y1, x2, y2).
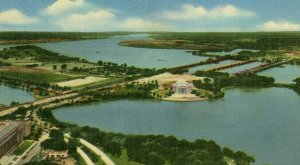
(0, 45, 81, 62)
(193, 71, 275, 99)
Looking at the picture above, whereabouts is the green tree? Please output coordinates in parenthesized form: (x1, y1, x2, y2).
(61, 64, 68, 70)
(104, 142, 121, 157)
(144, 152, 165, 165)
(41, 138, 68, 151)
(98, 60, 103, 65)
(49, 129, 63, 139)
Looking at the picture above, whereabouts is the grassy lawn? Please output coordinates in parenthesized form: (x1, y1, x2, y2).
(40, 62, 96, 71)
(0, 69, 75, 83)
(103, 148, 144, 165)
(12, 140, 34, 156)
(74, 78, 119, 90)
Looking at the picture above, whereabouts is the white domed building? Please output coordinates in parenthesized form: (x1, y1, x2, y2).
(172, 79, 192, 94)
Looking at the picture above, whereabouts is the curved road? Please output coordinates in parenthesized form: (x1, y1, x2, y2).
(77, 147, 94, 165)
(0, 92, 79, 116)
(79, 139, 115, 165)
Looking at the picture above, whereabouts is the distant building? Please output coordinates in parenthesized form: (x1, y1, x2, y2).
(23, 120, 31, 137)
(44, 149, 68, 159)
(172, 79, 192, 94)
(0, 120, 29, 158)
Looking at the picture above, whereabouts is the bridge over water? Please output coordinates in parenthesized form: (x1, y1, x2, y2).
(204, 59, 257, 72)
(234, 61, 287, 75)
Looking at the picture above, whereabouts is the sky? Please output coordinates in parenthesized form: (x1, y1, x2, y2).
(0, 0, 299, 32)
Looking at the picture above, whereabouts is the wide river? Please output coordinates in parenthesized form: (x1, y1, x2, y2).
(53, 87, 300, 165)
(36, 34, 208, 68)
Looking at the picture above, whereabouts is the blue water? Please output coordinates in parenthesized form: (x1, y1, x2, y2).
(0, 85, 34, 105)
(188, 60, 238, 74)
(258, 64, 300, 84)
(53, 87, 300, 165)
(222, 62, 264, 74)
(206, 49, 259, 56)
(35, 34, 208, 68)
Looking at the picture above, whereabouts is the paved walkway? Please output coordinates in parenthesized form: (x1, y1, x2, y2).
(79, 139, 115, 165)
(77, 147, 94, 165)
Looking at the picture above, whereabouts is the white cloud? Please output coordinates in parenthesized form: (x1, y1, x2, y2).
(258, 21, 300, 31)
(56, 10, 116, 31)
(162, 4, 255, 20)
(0, 9, 38, 25)
(44, 0, 85, 15)
(122, 18, 170, 31)
(55, 9, 170, 31)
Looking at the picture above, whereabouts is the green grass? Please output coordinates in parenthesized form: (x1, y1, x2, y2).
(105, 149, 144, 165)
(12, 140, 34, 156)
(75, 78, 119, 90)
(0, 70, 75, 83)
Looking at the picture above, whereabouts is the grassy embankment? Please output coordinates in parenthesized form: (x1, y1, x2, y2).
(0, 67, 74, 83)
(103, 148, 143, 165)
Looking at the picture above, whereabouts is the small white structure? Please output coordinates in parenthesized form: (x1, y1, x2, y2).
(172, 79, 192, 94)
(44, 149, 68, 159)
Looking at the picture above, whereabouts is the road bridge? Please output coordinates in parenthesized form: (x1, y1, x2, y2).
(168, 58, 227, 71)
(204, 59, 257, 72)
(234, 61, 286, 75)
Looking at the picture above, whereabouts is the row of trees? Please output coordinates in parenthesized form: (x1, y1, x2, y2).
(193, 71, 275, 99)
(153, 32, 300, 51)
(91, 81, 158, 100)
(0, 45, 81, 62)
(66, 125, 255, 165)
(0, 75, 70, 96)
(71, 60, 166, 79)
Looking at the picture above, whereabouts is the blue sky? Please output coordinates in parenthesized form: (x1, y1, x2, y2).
(0, 0, 299, 32)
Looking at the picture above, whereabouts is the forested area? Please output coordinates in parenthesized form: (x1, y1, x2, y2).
(193, 71, 275, 99)
(0, 31, 129, 41)
(0, 45, 80, 62)
(152, 32, 300, 50)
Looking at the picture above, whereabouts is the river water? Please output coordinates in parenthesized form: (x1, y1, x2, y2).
(35, 34, 208, 68)
(53, 87, 300, 165)
(187, 60, 238, 74)
(0, 85, 34, 105)
(206, 49, 259, 56)
(258, 64, 300, 84)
